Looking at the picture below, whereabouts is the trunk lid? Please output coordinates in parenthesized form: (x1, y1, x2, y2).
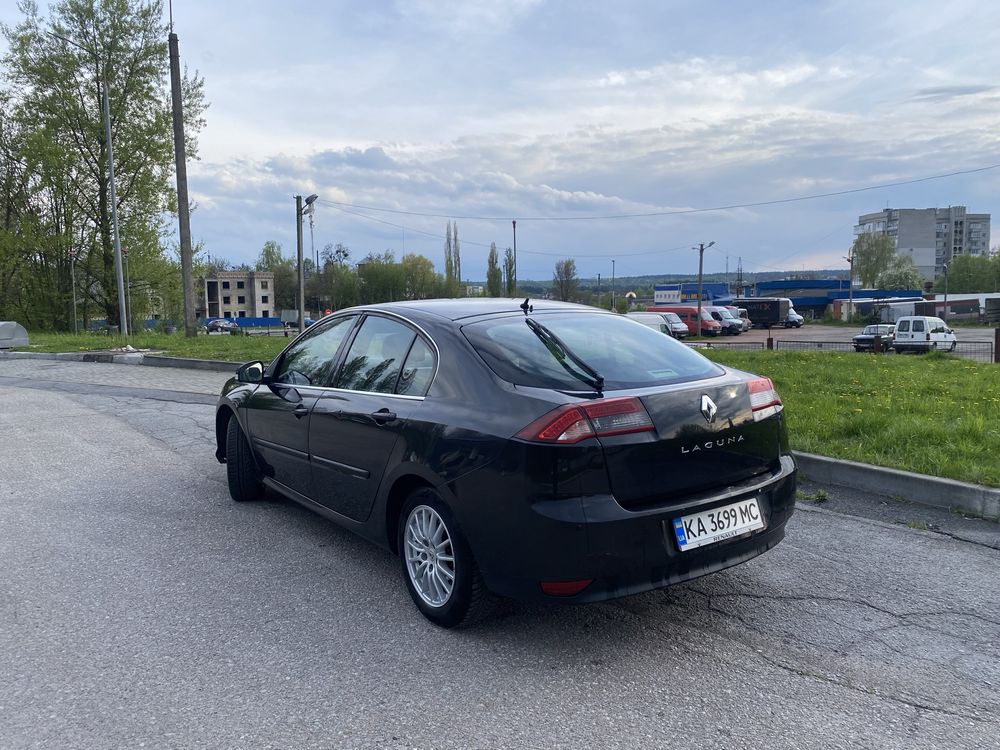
(598, 372, 783, 510)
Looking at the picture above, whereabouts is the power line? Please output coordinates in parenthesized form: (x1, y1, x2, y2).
(315, 163, 1000, 223)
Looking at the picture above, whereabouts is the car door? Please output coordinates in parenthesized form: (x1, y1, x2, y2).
(308, 315, 434, 522)
(245, 315, 358, 497)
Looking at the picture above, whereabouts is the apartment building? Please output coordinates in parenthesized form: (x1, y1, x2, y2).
(854, 206, 991, 279)
(201, 270, 276, 319)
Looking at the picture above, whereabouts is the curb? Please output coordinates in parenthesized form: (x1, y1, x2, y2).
(0, 350, 242, 373)
(793, 452, 1000, 522)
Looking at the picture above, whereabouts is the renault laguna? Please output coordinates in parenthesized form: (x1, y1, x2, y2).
(215, 299, 796, 627)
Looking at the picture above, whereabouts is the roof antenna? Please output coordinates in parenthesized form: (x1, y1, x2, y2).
(520, 297, 533, 315)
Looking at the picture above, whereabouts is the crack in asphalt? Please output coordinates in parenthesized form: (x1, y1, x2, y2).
(671, 587, 998, 725)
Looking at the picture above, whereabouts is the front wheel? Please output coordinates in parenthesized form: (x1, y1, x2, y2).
(226, 416, 264, 502)
(398, 489, 494, 628)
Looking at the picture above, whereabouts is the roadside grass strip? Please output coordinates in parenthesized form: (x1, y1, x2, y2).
(703, 350, 1000, 487)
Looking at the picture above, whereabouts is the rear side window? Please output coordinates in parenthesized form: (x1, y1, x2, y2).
(397, 337, 435, 396)
(463, 313, 721, 390)
(335, 316, 416, 394)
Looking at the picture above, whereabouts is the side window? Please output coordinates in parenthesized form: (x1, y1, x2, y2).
(335, 316, 416, 394)
(912, 319, 925, 333)
(274, 316, 356, 387)
(396, 337, 436, 396)
(897, 320, 910, 332)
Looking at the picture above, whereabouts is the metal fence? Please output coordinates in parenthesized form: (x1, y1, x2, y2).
(774, 340, 856, 353)
(686, 340, 766, 352)
(772, 339, 996, 363)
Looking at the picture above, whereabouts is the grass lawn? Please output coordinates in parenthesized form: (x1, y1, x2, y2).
(702, 349, 1000, 487)
(11, 332, 1000, 487)
(12, 331, 291, 363)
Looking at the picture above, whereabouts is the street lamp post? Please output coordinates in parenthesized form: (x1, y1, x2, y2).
(611, 259, 616, 311)
(943, 262, 949, 319)
(69, 247, 78, 334)
(123, 246, 132, 331)
(50, 31, 128, 337)
(695, 241, 715, 337)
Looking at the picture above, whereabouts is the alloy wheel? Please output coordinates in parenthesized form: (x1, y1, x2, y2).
(404, 505, 456, 607)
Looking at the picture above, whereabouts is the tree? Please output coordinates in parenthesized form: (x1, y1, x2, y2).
(553, 258, 578, 301)
(877, 255, 924, 290)
(401, 253, 436, 300)
(486, 242, 502, 297)
(851, 233, 896, 288)
(2, 0, 207, 328)
(934, 253, 1000, 294)
(503, 247, 515, 296)
(358, 251, 405, 303)
(452, 221, 461, 290)
(443, 222, 455, 296)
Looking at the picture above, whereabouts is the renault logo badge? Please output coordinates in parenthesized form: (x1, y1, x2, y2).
(700, 394, 718, 424)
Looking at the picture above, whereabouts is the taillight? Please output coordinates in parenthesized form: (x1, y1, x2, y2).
(516, 397, 655, 444)
(747, 377, 783, 422)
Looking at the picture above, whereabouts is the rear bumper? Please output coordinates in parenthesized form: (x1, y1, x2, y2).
(475, 454, 797, 603)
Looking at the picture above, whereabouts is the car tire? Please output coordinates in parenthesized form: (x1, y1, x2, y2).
(398, 488, 495, 628)
(226, 415, 264, 502)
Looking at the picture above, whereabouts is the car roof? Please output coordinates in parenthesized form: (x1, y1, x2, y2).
(333, 298, 611, 323)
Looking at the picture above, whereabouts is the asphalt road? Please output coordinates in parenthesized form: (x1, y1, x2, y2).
(2, 361, 999, 749)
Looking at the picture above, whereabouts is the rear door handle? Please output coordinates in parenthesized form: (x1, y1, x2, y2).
(293, 404, 310, 419)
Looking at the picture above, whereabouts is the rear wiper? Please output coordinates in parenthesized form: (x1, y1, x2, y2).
(525, 318, 604, 392)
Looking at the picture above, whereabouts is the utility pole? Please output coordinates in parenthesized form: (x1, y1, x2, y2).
(597, 273, 601, 307)
(168, 18, 196, 336)
(695, 241, 715, 336)
(49, 31, 127, 337)
(844, 251, 855, 322)
(296, 195, 305, 333)
(611, 260, 616, 311)
(512, 220, 517, 295)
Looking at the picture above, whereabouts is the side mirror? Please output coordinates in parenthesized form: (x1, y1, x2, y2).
(236, 360, 265, 383)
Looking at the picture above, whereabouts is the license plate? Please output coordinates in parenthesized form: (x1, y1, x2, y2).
(672, 497, 765, 552)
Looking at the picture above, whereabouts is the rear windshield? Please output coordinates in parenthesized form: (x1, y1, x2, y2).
(462, 313, 722, 390)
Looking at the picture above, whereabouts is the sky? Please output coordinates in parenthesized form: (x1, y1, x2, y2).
(4, 0, 1000, 282)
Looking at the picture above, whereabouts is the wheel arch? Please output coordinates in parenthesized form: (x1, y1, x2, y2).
(384, 473, 439, 555)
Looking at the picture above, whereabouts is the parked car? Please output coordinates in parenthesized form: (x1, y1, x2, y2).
(707, 306, 743, 335)
(625, 311, 675, 336)
(658, 311, 690, 338)
(727, 306, 752, 332)
(626, 311, 689, 338)
(651, 305, 723, 336)
(852, 324, 895, 352)
(892, 315, 956, 353)
(205, 318, 240, 333)
(215, 299, 797, 627)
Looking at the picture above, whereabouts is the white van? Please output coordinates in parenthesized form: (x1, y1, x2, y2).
(892, 316, 957, 353)
(625, 312, 675, 337)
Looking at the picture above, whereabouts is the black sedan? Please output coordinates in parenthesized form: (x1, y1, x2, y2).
(852, 324, 894, 352)
(205, 318, 240, 333)
(215, 299, 796, 627)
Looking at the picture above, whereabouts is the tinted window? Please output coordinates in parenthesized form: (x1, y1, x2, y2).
(463, 313, 721, 390)
(897, 320, 910, 332)
(274, 315, 356, 386)
(335, 316, 416, 394)
(397, 337, 435, 396)
(912, 319, 925, 332)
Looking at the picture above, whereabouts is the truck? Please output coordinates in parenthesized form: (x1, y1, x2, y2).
(734, 298, 790, 328)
